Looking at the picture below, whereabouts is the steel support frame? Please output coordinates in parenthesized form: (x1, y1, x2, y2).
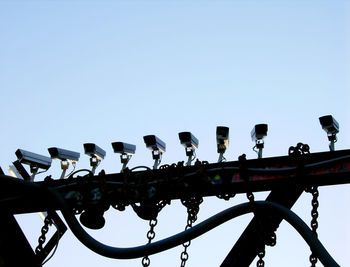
(221, 185, 303, 266)
(0, 149, 350, 266)
(0, 211, 41, 267)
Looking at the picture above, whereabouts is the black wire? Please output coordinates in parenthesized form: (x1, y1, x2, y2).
(65, 163, 77, 178)
(0, 175, 341, 266)
(36, 169, 49, 175)
(129, 166, 152, 172)
(67, 169, 93, 179)
(52, 189, 341, 266)
(205, 155, 350, 175)
(191, 151, 197, 163)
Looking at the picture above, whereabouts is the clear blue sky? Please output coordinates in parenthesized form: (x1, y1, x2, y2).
(0, 1, 349, 266)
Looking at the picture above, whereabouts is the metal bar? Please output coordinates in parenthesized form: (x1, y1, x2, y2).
(13, 160, 31, 181)
(220, 185, 303, 266)
(1, 149, 350, 215)
(36, 211, 67, 263)
(0, 211, 41, 267)
(1, 170, 350, 215)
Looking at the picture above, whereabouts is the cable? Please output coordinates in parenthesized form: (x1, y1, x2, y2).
(191, 151, 197, 163)
(44, 186, 339, 266)
(303, 155, 350, 169)
(0, 174, 342, 266)
(65, 163, 77, 179)
(203, 154, 350, 176)
(129, 166, 152, 172)
(252, 144, 258, 154)
(67, 169, 94, 179)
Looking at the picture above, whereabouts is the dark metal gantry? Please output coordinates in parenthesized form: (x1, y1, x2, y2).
(1, 149, 350, 266)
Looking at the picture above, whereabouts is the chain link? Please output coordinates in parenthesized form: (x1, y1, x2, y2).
(139, 200, 169, 267)
(247, 192, 255, 203)
(156, 199, 170, 213)
(257, 250, 265, 267)
(217, 193, 236, 201)
(307, 186, 319, 267)
(35, 216, 52, 254)
(180, 196, 202, 267)
(142, 257, 151, 267)
(141, 219, 157, 267)
(265, 231, 277, 247)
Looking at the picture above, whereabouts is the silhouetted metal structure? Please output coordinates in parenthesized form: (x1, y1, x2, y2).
(1, 147, 350, 266)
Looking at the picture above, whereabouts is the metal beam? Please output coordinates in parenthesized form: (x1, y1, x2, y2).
(0, 149, 350, 214)
(220, 185, 303, 266)
(0, 211, 41, 267)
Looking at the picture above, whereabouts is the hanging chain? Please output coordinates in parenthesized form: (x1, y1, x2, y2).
(35, 216, 52, 255)
(180, 196, 203, 267)
(307, 186, 319, 267)
(217, 193, 236, 201)
(257, 249, 266, 267)
(247, 192, 255, 203)
(156, 199, 170, 212)
(139, 199, 169, 266)
(141, 218, 158, 267)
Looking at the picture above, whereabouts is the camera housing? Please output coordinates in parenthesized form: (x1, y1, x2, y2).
(251, 124, 268, 141)
(251, 124, 268, 159)
(143, 135, 166, 169)
(216, 126, 229, 154)
(15, 149, 52, 170)
(48, 147, 80, 163)
(178, 132, 198, 165)
(319, 115, 339, 151)
(143, 135, 166, 153)
(178, 132, 199, 150)
(83, 143, 106, 160)
(319, 115, 339, 135)
(111, 142, 136, 155)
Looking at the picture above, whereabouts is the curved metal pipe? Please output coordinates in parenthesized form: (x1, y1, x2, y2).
(0, 175, 340, 266)
(48, 188, 340, 266)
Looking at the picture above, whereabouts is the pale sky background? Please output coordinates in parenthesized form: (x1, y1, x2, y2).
(0, 1, 350, 266)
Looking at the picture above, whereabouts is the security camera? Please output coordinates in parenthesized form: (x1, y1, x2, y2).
(143, 135, 166, 169)
(178, 132, 199, 150)
(15, 149, 52, 170)
(111, 142, 136, 171)
(178, 132, 199, 166)
(216, 126, 229, 162)
(15, 149, 52, 181)
(216, 126, 229, 153)
(48, 147, 80, 179)
(319, 115, 339, 135)
(48, 147, 80, 162)
(251, 124, 268, 159)
(111, 142, 136, 155)
(83, 143, 106, 174)
(251, 124, 268, 141)
(143, 135, 166, 153)
(83, 143, 106, 160)
(319, 115, 339, 151)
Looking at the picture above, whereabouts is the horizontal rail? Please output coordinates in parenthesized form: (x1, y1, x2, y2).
(1, 149, 350, 214)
